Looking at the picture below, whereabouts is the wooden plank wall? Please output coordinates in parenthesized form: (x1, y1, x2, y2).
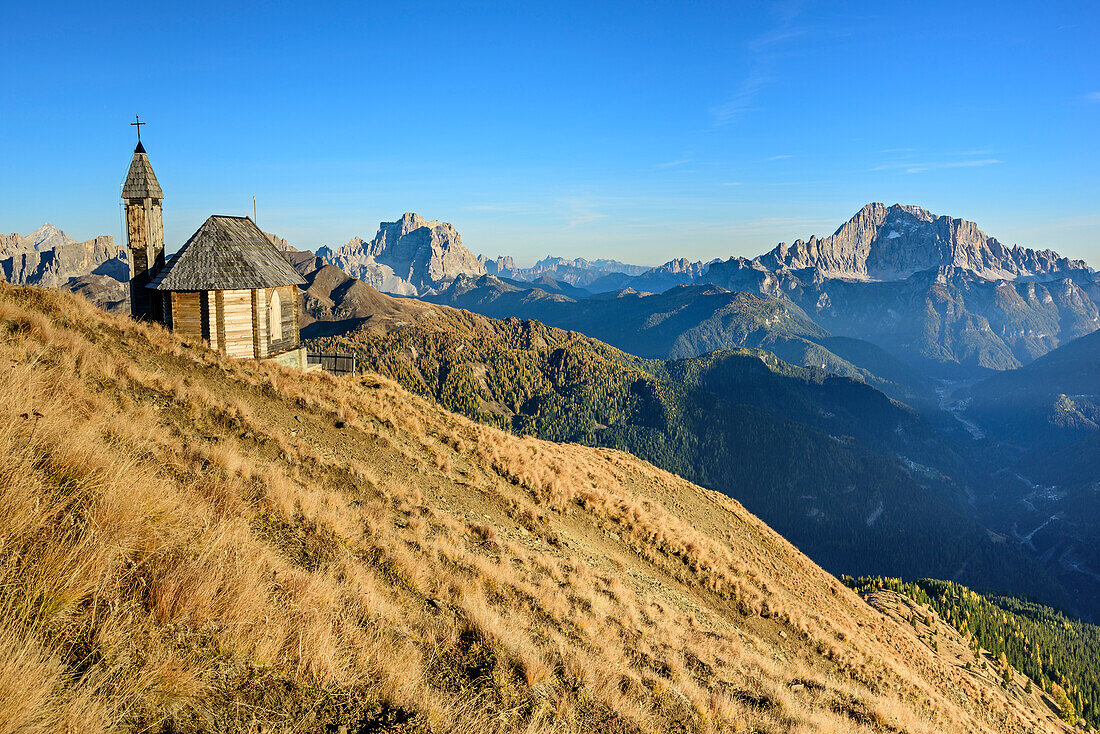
(202, 291, 219, 347)
(126, 204, 147, 260)
(252, 288, 269, 358)
(149, 202, 164, 261)
(222, 289, 255, 358)
(165, 286, 297, 359)
(161, 293, 173, 330)
(214, 291, 225, 352)
(170, 292, 202, 339)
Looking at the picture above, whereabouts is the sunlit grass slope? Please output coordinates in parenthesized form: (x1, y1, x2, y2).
(0, 284, 1072, 733)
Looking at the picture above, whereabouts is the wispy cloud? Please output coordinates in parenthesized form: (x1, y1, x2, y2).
(654, 157, 694, 169)
(712, 71, 772, 125)
(761, 180, 823, 186)
(765, 154, 794, 161)
(1084, 91, 1100, 102)
(559, 196, 607, 228)
(870, 158, 1001, 174)
(869, 148, 1001, 174)
(906, 159, 1000, 174)
(712, 12, 807, 126)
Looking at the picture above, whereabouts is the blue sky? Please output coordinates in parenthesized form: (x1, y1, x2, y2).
(2, 0, 1098, 266)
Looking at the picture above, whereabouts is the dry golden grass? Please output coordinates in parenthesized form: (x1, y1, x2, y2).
(0, 283, 1074, 733)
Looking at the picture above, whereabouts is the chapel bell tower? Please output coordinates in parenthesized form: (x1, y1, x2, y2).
(122, 116, 165, 321)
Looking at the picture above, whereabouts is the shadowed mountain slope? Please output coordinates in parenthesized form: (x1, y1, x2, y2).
(967, 328, 1100, 449)
(960, 330, 1100, 619)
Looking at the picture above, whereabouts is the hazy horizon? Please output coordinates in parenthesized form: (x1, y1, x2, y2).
(13, 199, 1099, 272)
(3, 1, 1098, 266)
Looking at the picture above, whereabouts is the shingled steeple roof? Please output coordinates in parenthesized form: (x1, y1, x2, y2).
(149, 215, 306, 291)
(122, 142, 164, 200)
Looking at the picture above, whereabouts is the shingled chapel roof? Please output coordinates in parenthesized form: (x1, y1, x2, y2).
(149, 215, 307, 291)
(121, 142, 164, 200)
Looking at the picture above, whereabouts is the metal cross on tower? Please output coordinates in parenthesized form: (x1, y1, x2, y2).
(131, 115, 146, 143)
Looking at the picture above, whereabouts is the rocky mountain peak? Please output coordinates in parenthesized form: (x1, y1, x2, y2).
(2, 223, 79, 260)
(657, 257, 702, 274)
(399, 211, 427, 230)
(316, 213, 484, 296)
(479, 254, 517, 277)
(28, 223, 77, 252)
(758, 203, 1088, 282)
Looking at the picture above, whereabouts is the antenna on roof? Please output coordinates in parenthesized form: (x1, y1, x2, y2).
(119, 183, 125, 250)
(253, 196, 257, 226)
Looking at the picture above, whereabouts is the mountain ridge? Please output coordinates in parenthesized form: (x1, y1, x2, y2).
(0, 222, 78, 258)
(425, 274, 938, 405)
(757, 203, 1089, 282)
(0, 224, 128, 311)
(400, 204, 1099, 376)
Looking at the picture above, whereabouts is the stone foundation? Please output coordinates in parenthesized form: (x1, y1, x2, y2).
(264, 346, 307, 370)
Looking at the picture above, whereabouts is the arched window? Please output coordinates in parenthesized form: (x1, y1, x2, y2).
(270, 289, 282, 341)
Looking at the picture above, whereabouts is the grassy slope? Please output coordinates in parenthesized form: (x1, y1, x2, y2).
(0, 284, 1072, 734)
(303, 304, 1068, 610)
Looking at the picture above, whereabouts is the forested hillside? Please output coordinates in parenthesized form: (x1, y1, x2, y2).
(304, 309, 1070, 611)
(845, 576, 1100, 728)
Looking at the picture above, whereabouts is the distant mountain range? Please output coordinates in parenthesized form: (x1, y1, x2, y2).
(316, 204, 1096, 379)
(0, 224, 129, 311)
(482, 254, 652, 288)
(16, 202, 1098, 383)
(758, 202, 1087, 281)
(692, 205, 1098, 375)
(426, 274, 937, 406)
